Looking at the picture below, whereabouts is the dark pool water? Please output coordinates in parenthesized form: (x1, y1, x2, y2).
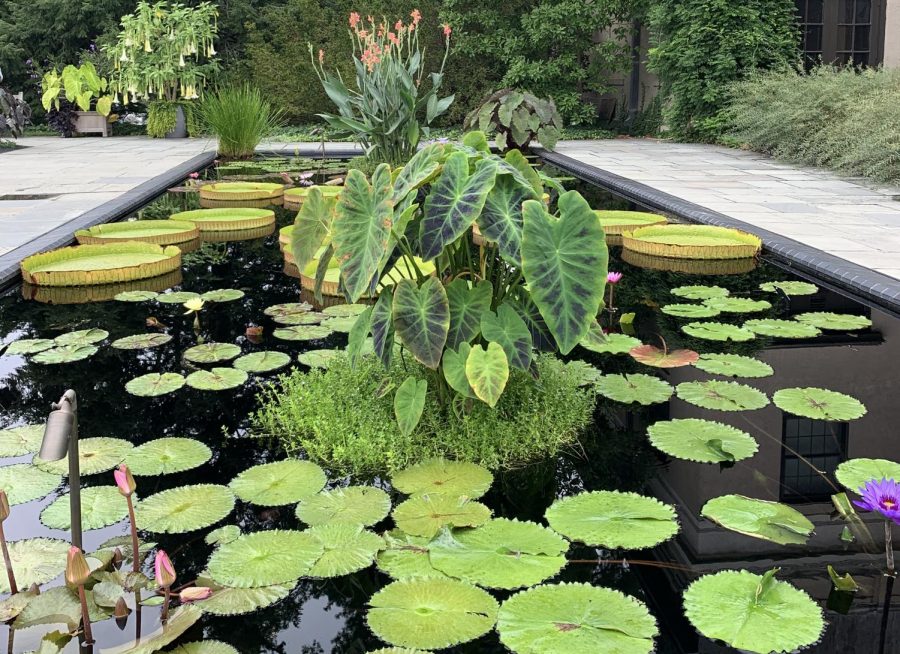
(0, 161, 898, 653)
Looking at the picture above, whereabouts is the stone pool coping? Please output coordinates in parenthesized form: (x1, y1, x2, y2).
(539, 149, 900, 317)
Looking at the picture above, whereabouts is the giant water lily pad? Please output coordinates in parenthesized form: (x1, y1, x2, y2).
(0, 464, 60, 505)
(185, 367, 248, 391)
(201, 289, 245, 303)
(126, 372, 186, 396)
(759, 281, 818, 296)
(233, 351, 291, 373)
(207, 530, 323, 588)
(0, 538, 69, 593)
(682, 570, 824, 654)
(125, 437, 212, 476)
(545, 491, 678, 549)
(273, 325, 334, 341)
(0, 424, 44, 457)
(297, 349, 342, 369)
(676, 381, 769, 411)
(376, 530, 447, 580)
(629, 344, 698, 368)
(41, 486, 127, 530)
(671, 285, 729, 300)
(391, 459, 493, 499)
(296, 486, 391, 526)
(693, 353, 773, 378)
(34, 437, 133, 475)
(681, 322, 754, 342)
(230, 459, 327, 506)
(135, 484, 234, 533)
(429, 518, 568, 589)
(173, 206, 277, 230)
(660, 304, 720, 319)
(4, 339, 56, 355)
(367, 578, 499, 650)
(497, 582, 658, 654)
(115, 290, 160, 302)
(111, 333, 173, 350)
(594, 374, 673, 405)
(33, 344, 98, 364)
(793, 312, 872, 331)
(743, 318, 820, 338)
(54, 328, 109, 346)
(579, 332, 641, 355)
(20, 243, 182, 288)
(701, 495, 814, 545)
(393, 495, 491, 538)
(323, 303, 369, 317)
(703, 297, 771, 314)
(835, 458, 900, 492)
(183, 342, 242, 364)
(196, 573, 294, 615)
(307, 523, 385, 578)
(773, 387, 866, 421)
(157, 291, 201, 304)
(647, 419, 758, 463)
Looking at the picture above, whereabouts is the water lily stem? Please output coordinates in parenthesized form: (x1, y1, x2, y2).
(886, 520, 895, 576)
(0, 523, 17, 595)
(161, 587, 170, 624)
(77, 584, 94, 644)
(126, 495, 140, 574)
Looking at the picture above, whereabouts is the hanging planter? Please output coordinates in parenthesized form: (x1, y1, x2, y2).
(594, 210, 668, 245)
(198, 182, 284, 202)
(20, 243, 182, 287)
(21, 269, 183, 304)
(283, 185, 343, 210)
(75, 220, 200, 246)
(622, 224, 761, 260)
(171, 208, 276, 232)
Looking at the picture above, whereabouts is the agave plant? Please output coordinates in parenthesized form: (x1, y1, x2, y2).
(291, 132, 608, 433)
(464, 89, 563, 152)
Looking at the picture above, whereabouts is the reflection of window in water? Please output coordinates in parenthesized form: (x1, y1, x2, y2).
(780, 415, 848, 502)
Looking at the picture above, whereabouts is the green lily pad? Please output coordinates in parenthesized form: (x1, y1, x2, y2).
(701, 495, 814, 545)
(233, 351, 291, 373)
(54, 328, 108, 346)
(201, 289, 245, 302)
(263, 302, 313, 318)
(104, 604, 202, 654)
(773, 387, 866, 421)
(391, 458, 493, 499)
(34, 437, 133, 475)
(114, 290, 160, 302)
(393, 495, 491, 538)
(321, 315, 359, 333)
(41, 486, 127, 530)
(183, 342, 242, 364)
(157, 291, 201, 304)
(171, 641, 240, 654)
(647, 419, 758, 463)
(135, 484, 235, 533)
(660, 303, 720, 319)
(207, 530, 323, 588)
(0, 424, 44, 457)
(0, 464, 60, 505)
(594, 374, 673, 405)
(563, 360, 603, 387)
(671, 285, 729, 300)
(196, 573, 294, 615)
(376, 530, 448, 581)
(307, 523, 385, 578)
(125, 437, 212, 476)
(702, 297, 772, 313)
(126, 372, 186, 396)
(676, 380, 769, 411)
(429, 518, 568, 589)
(793, 312, 872, 331)
(111, 333, 173, 350)
(296, 486, 391, 526)
(682, 570, 824, 654)
(12, 585, 79, 629)
(229, 459, 327, 506)
(545, 491, 678, 550)
(497, 582, 658, 654)
(297, 348, 342, 369)
(33, 345, 98, 364)
(629, 344, 699, 368)
(681, 322, 755, 342)
(743, 318, 821, 338)
(835, 458, 900, 492)
(0, 538, 69, 593)
(759, 281, 818, 296)
(579, 332, 642, 355)
(185, 367, 248, 391)
(322, 303, 369, 317)
(271, 311, 326, 326)
(693, 353, 773, 378)
(273, 325, 334, 341)
(205, 525, 241, 547)
(4, 339, 56, 355)
(367, 578, 499, 650)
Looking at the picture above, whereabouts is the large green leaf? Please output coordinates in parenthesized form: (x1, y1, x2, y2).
(671, 285, 730, 300)
(521, 191, 607, 354)
(420, 153, 497, 260)
(297, 348, 342, 369)
(196, 574, 294, 615)
(508, 293, 555, 351)
(476, 173, 532, 264)
(183, 342, 242, 364)
(429, 518, 568, 589)
(376, 529, 448, 581)
(693, 353, 773, 378)
(743, 318, 820, 339)
(445, 279, 492, 350)
(681, 322, 755, 342)
(54, 328, 108, 346)
(497, 582, 658, 654)
(126, 372, 186, 397)
(580, 332, 641, 355)
(111, 333, 172, 350)
(682, 570, 824, 654)
(34, 437, 133, 475)
(207, 530, 323, 588)
(332, 165, 394, 302)
(367, 578, 498, 650)
(394, 377, 428, 437)
(291, 187, 337, 272)
(392, 143, 443, 204)
(773, 387, 866, 420)
(759, 280, 818, 296)
(4, 338, 56, 355)
(306, 523, 385, 578)
(0, 424, 44, 457)
(676, 380, 769, 411)
(229, 459, 326, 506)
(33, 345, 98, 365)
(125, 437, 212, 476)
(545, 491, 679, 549)
(273, 325, 333, 341)
(233, 351, 291, 373)
(41, 486, 127, 530)
(701, 495, 814, 545)
(594, 373, 673, 405)
(185, 367, 248, 391)
(660, 303, 720, 319)
(481, 303, 533, 370)
(703, 297, 771, 314)
(503, 149, 543, 197)
(465, 342, 509, 407)
(370, 286, 395, 367)
(0, 538, 68, 593)
(157, 291, 201, 304)
(322, 315, 359, 333)
(12, 586, 79, 629)
(647, 419, 758, 463)
(835, 458, 900, 492)
(392, 458, 494, 499)
(296, 486, 391, 526)
(393, 495, 491, 538)
(264, 302, 314, 319)
(793, 311, 872, 331)
(0, 464, 60, 505)
(135, 484, 234, 533)
(442, 343, 476, 398)
(201, 289, 245, 303)
(392, 278, 449, 369)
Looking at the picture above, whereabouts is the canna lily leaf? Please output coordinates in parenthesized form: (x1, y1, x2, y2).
(201, 289, 245, 302)
(115, 290, 159, 302)
(207, 530, 323, 588)
(125, 437, 212, 476)
(481, 303, 533, 370)
(394, 377, 428, 437)
(676, 380, 769, 411)
(273, 324, 333, 341)
(33, 344, 98, 364)
(759, 281, 818, 296)
(743, 318, 820, 338)
(196, 572, 294, 615)
(34, 437, 132, 475)
(111, 333, 172, 350)
(445, 278, 492, 350)
(835, 458, 900, 493)
(0, 424, 44, 457)
(183, 342, 242, 364)
(185, 367, 248, 391)
(647, 419, 758, 463)
(171, 641, 240, 654)
(205, 525, 241, 547)
(703, 297, 772, 313)
(594, 373, 673, 405)
(671, 285, 729, 300)
(693, 353, 773, 378)
(442, 343, 476, 398)
(306, 523, 385, 578)
(476, 173, 533, 265)
(296, 486, 392, 527)
(701, 495, 814, 545)
(465, 341, 509, 407)
(545, 490, 679, 549)
(0, 538, 69, 594)
(157, 291, 201, 304)
(4, 338, 56, 355)
(682, 570, 824, 654)
(681, 322, 755, 342)
(392, 277, 450, 369)
(376, 529, 448, 581)
(230, 459, 327, 506)
(54, 328, 108, 346)
(392, 458, 493, 499)
(135, 484, 235, 533)
(233, 351, 291, 373)
(291, 188, 337, 272)
(393, 495, 491, 538)
(497, 582, 658, 654)
(793, 311, 872, 331)
(773, 387, 866, 421)
(322, 303, 370, 317)
(297, 348, 342, 369)
(0, 464, 60, 505)
(521, 191, 607, 354)
(660, 303, 720, 319)
(263, 302, 314, 318)
(429, 518, 569, 589)
(367, 578, 499, 650)
(629, 344, 698, 368)
(41, 486, 127, 530)
(580, 331, 641, 355)
(126, 372, 185, 396)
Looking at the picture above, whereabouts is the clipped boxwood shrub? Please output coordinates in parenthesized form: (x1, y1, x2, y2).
(252, 354, 594, 475)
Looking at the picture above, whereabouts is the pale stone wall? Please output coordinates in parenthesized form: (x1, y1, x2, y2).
(885, 0, 900, 67)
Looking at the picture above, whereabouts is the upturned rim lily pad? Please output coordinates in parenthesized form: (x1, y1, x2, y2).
(773, 387, 866, 421)
(41, 486, 128, 531)
(111, 333, 173, 350)
(233, 351, 291, 373)
(126, 372, 186, 397)
(693, 353, 773, 378)
(296, 486, 392, 527)
(0, 538, 69, 594)
(33, 344, 98, 364)
(647, 419, 758, 464)
(135, 484, 235, 534)
(183, 342, 242, 364)
(0, 464, 60, 505)
(34, 437, 133, 475)
(681, 322, 755, 342)
(700, 495, 814, 545)
(229, 459, 327, 506)
(125, 437, 212, 476)
(207, 530, 323, 588)
(393, 495, 492, 538)
(793, 311, 872, 331)
(595, 373, 673, 405)
(391, 458, 494, 499)
(743, 318, 820, 339)
(4, 338, 56, 355)
(185, 367, 248, 391)
(0, 424, 45, 457)
(676, 380, 769, 411)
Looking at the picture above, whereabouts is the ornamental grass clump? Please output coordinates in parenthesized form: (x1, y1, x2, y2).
(199, 85, 285, 159)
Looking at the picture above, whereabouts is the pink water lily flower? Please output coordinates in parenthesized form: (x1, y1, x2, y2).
(607, 271, 623, 284)
(154, 550, 176, 589)
(114, 464, 136, 497)
(854, 478, 900, 525)
(179, 586, 212, 602)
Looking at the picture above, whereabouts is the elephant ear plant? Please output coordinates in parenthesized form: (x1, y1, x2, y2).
(291, 133, 608, 433)
(465, 88, 563, 152)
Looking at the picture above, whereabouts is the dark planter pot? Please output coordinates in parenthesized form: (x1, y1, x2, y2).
(166, 105, 188, 139)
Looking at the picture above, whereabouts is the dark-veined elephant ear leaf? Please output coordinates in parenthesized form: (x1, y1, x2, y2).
(291, 187, 337, 272)
(392, 278, 449, 369)
(392, 143, 444, 204)
(394, 377, 428, 437)
(476, 173, 532, 266)
(446, 278, 492, 350)
(347, 306, 374, 368)
(370, 286, 395, 368)
(521, 191, 607, 354)
(480, 303, 532, 371)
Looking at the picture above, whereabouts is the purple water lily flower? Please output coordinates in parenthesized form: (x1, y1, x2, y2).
(854, 478, 900, 525)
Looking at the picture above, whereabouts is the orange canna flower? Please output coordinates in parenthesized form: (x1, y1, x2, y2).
(443, 23, 452, 38)
(411, 8, 422, 26)
(318, 49, 325, 64)
(388, 32, 399, 46)
(349, 12, 360, 29)
(395, 19, 403, 32)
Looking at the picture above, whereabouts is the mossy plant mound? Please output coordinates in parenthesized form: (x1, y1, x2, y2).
(20, 243, 182, 287)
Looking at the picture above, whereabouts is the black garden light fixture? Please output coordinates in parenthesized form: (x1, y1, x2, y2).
(39, 389, 83, 549)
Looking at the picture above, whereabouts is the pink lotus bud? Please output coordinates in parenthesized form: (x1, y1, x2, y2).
(607, 271, 623, 284)
(114, 464, 136, 497)
(0, 490, 9, 522)
(65, 546, 91, 587)
(179, 586, 212, 602)
(154, 550, 176, 589)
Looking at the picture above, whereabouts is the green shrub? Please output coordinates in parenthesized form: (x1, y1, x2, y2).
(726, 66, 900, 184)
(199, 84, 284, 159)
(252, 354, 595, 476)
(146, 100, 201, 138)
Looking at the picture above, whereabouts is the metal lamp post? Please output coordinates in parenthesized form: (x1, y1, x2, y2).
(39, 390, 82, 549)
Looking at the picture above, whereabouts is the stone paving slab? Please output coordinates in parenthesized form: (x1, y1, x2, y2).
(555, 138, 900, 282)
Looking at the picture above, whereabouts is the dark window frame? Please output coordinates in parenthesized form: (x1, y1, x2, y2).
(796, 0, 886, 67)
(779, 412, 849, 503)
